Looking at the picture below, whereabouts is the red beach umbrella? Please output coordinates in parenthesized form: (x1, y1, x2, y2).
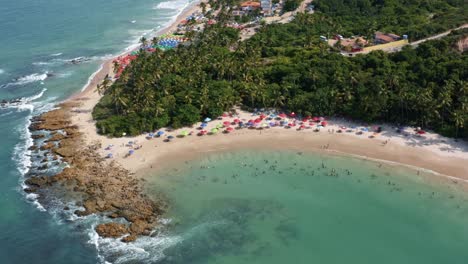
(290, 112, 296, 117)
(254, 118, 262, 123)
(278, 113, 287, 119)
(233, 118, 240, 123)
(260, 114, 266, 119)
(226, 127, 234, 132)
(223, 121, 231, 127)
(312, 117, 320, 122)
(321, 121, 328, 126)
(222, 113, 228, 117)
(417, 130, 426, 134)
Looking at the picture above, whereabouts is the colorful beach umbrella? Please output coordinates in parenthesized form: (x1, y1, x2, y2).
(223, 121, 231, 127)
(204, 117, 212, 122)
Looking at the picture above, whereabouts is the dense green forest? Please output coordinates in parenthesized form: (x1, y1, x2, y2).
(93, 0, 467, 138)
(314, 0, 467, 40)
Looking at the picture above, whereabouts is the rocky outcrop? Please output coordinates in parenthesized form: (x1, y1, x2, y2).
(25, 101, 167, 243)
(95, 223, 128, 238)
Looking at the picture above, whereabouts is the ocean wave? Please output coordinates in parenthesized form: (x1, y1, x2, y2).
(153, 0, 189, 10)
(1, 88, 47, 109)
(0, 69, 4, 74)
(17, 73, 48, 84)
(81, 64, 103, 91)
(0, 72, 49, 89)
(50, 52, 63, 57)
(88, 225, 182, 264)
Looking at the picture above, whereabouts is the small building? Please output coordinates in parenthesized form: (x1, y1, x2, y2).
(232, 10, 246, 16)
(335, 37, 368, 52)
(374, 32, 401, 44)
(260, 0, 272, 16)
(241, 1, 261, 11)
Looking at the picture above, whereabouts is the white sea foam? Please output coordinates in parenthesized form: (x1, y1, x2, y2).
(1, 73, 49, 88)
(0, 69, 4, 74)
(50, 52, 63, 56)
(154, 0, 189, 10)
(81, 64, 103, 91)
(89, 228, 182, 264)
(16, 73, 48, 85)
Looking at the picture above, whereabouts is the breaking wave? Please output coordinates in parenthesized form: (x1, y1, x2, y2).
(153, 0, 189, 11)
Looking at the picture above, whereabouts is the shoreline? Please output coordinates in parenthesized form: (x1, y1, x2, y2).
(25, 0, 468, 243)
(133, 128, 468, 182)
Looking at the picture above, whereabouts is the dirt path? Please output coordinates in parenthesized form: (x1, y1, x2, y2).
(410, 24, 468, 47)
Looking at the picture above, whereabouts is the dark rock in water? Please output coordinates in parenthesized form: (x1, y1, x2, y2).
(31, 134, 45, 140)
(109, 213, 119, 219)
(63, 206, 70, 210)
(95, 223, 129, 238)
(23, 187, 36, 193)
(28, 145, 38, 151)
(25, 176, 53, 188)
(37, 164, 48, 170)
(74, 210, 88, 217)
(46, 133, 66, 142)
(121, 234, 137, 243)
(40, 142, 55, 151)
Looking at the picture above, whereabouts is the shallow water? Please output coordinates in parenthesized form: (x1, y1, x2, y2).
(144, 150, 468, 264)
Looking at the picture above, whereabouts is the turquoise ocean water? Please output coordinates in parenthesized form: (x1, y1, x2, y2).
(1, 1, 468, 263)
(143, 150, 468, 264)
(0, 0, 194, 263)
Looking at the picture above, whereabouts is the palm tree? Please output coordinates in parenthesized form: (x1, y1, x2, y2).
(97, 74, 112, 95)
(200, 2, 207, 14)
(139, 36, 148, 47)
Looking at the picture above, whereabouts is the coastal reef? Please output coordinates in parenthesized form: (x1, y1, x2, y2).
(24, 101, 167, 242)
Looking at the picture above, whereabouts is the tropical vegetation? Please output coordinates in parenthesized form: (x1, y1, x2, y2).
(93, 0, 468, 138)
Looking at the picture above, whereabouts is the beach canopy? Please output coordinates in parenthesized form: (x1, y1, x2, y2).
(312, 117, 320, 122)
(290, 112, 296, 117)
(211, 128, 219, 133)
(233, 118, 240, 123)
(223, 121, 231, 127)
(157, 131, 165, 136)
(278, 113, 287, 118)
(226, 127, 234, 132)
(204, 117, 212, 122)
(200, 122, 208, 128)
(321, 121, 328, 126)
(167, 135, 174, 139)
(180, 130, 189, 136)
(129, 150, 135, 155)
(417, 130, 426, 134)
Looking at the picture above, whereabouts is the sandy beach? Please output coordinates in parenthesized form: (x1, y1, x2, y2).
(64, 1, 468, 185)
